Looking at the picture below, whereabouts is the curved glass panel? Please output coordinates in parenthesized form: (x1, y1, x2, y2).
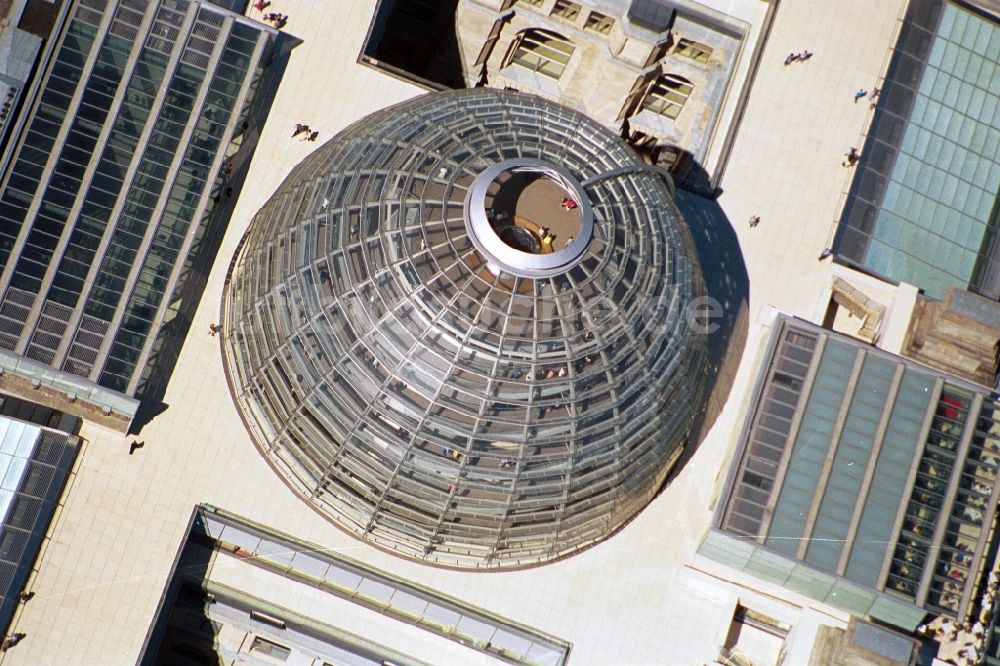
(223, 89, 708, 569)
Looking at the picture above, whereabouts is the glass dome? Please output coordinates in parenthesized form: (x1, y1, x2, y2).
(223, 89, 708, 569)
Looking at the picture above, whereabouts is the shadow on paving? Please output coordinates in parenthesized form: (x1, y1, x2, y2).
(362, 0, 465, 89)
(667, 177, 750, 485)
(138, 515, 219, 665)
(129, 33, 301, 436)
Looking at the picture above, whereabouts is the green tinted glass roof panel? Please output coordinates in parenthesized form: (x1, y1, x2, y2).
(844, 367, 936, 586)
(766, 340, 856, 555)
(805, 354, 897, 571)
(835, 1, 1000, 299)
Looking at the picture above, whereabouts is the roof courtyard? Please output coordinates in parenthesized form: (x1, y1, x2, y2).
(7, 0, 997, 664)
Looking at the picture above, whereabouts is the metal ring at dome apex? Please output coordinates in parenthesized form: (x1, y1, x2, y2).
(463, 158, 594, 279)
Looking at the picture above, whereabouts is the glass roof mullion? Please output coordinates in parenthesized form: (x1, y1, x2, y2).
(224, 88, 706, 568)
(419, 275, 500, 550)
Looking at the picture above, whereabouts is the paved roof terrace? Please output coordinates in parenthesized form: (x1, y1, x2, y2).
(1, 0, 912, 663)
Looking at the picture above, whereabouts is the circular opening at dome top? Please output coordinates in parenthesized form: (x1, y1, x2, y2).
(487, 171, 583, 255)
(464, 160, 593, 278)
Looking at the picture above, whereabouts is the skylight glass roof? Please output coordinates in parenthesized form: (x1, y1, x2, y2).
(223, 89, 708, 569)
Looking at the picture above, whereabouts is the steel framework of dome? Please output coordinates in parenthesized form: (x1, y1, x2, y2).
(223, 89, 708, 569)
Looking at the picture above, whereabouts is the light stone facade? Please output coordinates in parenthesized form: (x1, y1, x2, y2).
(454, 0, 749, 174)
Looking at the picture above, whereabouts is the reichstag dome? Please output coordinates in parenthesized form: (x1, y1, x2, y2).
(223, 89, 709, 569)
